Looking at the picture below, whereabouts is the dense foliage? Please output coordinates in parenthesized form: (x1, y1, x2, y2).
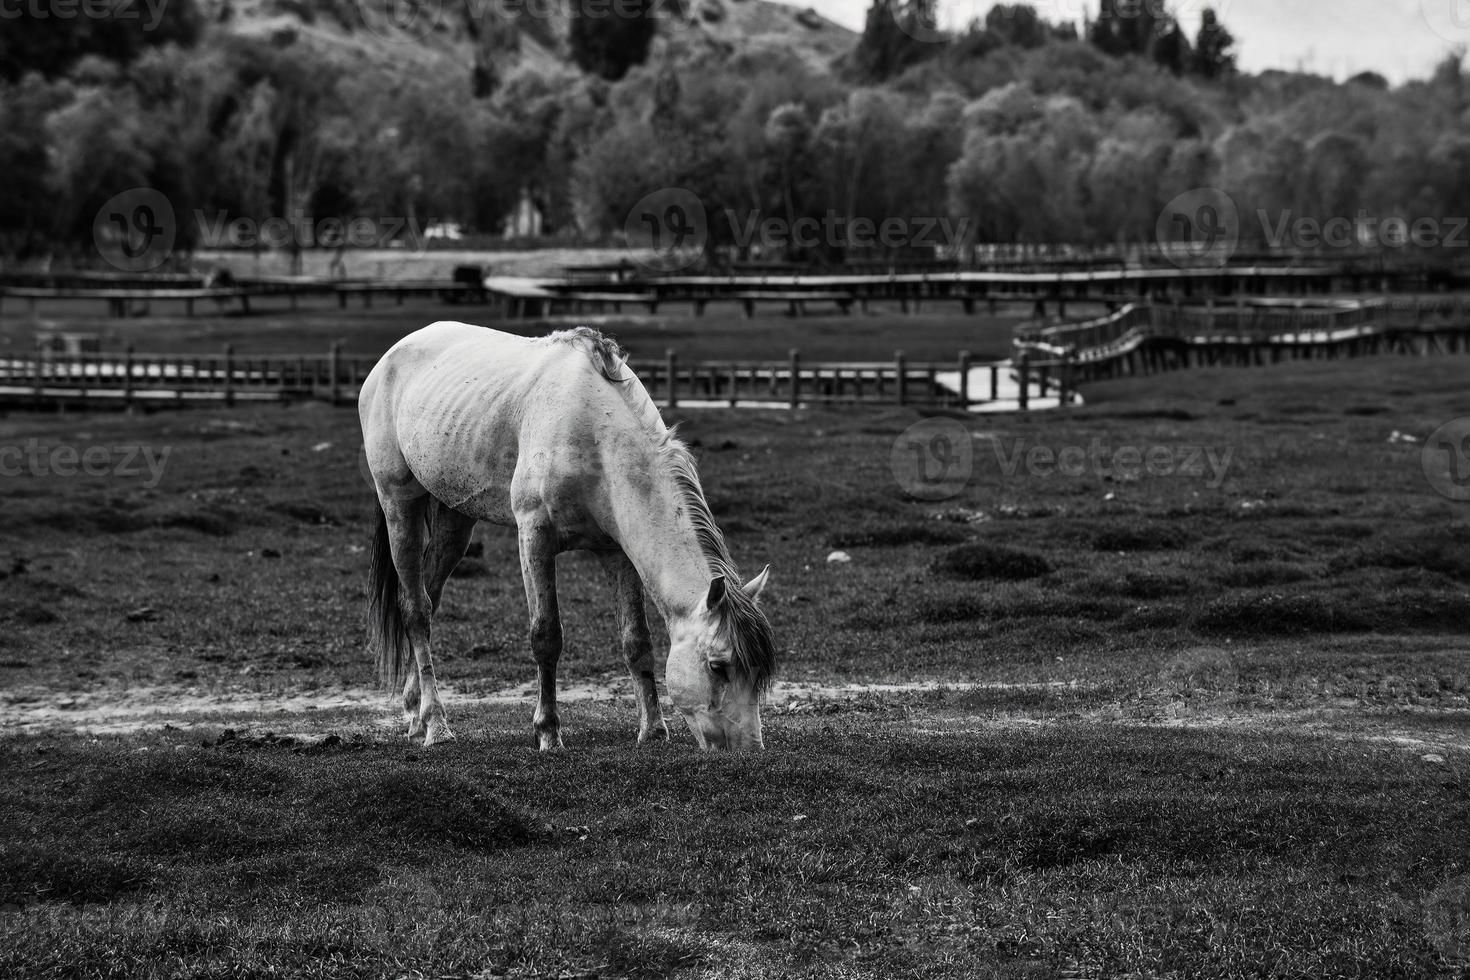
(2, 0, 1467, 264)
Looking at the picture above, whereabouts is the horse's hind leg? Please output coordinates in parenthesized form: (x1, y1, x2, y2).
(600, 551, 668, 743)
(381, 495, 455, 746)
(399, 504, 477, 737)
(517, 520, 564, 750)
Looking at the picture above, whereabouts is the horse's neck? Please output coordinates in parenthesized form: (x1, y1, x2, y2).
(605, 452, 711, 621)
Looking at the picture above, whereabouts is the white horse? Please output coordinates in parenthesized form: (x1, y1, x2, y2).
(358, 322, 775, 750)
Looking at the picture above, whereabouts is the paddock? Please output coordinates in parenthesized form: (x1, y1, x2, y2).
(1, 282, 1468, 978)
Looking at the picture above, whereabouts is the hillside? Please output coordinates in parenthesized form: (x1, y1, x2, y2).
(201, 0, 857, 92)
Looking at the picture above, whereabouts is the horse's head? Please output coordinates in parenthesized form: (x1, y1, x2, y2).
(666, 567, 774, 751)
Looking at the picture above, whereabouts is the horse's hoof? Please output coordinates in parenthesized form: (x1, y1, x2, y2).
(637, 723, 671, 743)
(423, 721, 456, 747)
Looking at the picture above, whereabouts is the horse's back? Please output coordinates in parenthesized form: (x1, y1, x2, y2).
(360, 323, 654, 523)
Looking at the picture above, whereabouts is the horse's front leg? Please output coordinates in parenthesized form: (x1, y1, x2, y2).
(518, 521, 564, 751)
(600, 551, 668, 743)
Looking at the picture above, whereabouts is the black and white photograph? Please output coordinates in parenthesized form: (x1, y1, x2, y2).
(2, 0, 1469, 976)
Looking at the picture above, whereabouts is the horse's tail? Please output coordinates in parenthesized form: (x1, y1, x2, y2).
(368, 501, 410, 691)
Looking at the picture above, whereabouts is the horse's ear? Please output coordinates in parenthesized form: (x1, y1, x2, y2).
(742, 565, 770, 600)
(705, 575, 728, 610)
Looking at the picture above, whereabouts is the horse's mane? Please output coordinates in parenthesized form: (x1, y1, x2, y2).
(660, 441, 776, 694)
(553, 326, 776, 694)
(556, 325, 629, 384)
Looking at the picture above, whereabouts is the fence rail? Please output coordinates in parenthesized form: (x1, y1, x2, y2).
(1012, 297, 1470, 380)
(629, 350, 1058, 410)
(6, 295, 1469, 412)
(0, 343, 374, 408)
(0, 344, 1061, 412)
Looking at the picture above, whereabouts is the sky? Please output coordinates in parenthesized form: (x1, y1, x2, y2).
(781, 0, 1469, 83)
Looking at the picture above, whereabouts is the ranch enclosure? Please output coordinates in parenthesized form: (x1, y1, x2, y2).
(11, 0, 1470, 974)
(2, 292, 1469, 976)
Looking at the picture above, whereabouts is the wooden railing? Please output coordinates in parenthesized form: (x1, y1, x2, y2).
(0, 343, 374, 407)
(0, 344, 1066, 412)
(629, 350, 1051, 410)
(0, 277, 481, 319)
(1012, 297, 1470, 379)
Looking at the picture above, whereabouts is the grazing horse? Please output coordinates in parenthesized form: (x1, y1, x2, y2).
(359, 322, 775, 750)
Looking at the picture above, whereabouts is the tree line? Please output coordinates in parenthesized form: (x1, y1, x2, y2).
(2, 0, 1467, 266)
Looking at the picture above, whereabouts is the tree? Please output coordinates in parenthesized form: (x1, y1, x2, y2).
(1192, 7, 1236, 79)
(0, 0, 202, 82)
(1347, 71, 1389, 91)
(813, 89, 911, 253)
(1084, 110, 1174, 243)
(568, 0, 658, 82)
(0, 76, 70, 257)
(949, 93, 1097, 243)
(44, 86, 155, 247)
(1152, 18, 1191, 75)
(984, 5, 1049, 49)
(851, 0, 939, 83)
(1090, 0, 1165, 58)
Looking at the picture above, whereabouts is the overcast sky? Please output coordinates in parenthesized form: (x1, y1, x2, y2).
(783, 0, 1468, 83)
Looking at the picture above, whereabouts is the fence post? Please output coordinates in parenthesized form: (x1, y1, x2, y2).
(788, 348, 800, 409)
(1058, 352, 1073, 406)
(223, 343, 235, 407)
(665, 349, 678, 409)
(958, 349, 971, 408)
(894, 350, 907, 406)
(1017, 354, 1030, 411)
(329, 340, 342, 406)
(990, 363, 999, 401)
(123, 344, 135, 409)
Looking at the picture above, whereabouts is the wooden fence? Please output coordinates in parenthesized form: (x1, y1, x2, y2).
(488, 266, 1374, 320)
(0, 344, 1059, 412)
(0, 342, 374, 408)
(1012, 297, 1470, 381)
(0, 277, 481, 319)
(630, 350, 1060, 410)
(7, 295, 1468, 412)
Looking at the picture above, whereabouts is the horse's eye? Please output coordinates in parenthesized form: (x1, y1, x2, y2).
(708, 661, 729, 681)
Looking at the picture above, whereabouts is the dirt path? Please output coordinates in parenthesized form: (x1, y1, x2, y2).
(4, 678, 1468, 759)
(0, 678, 1074, 735)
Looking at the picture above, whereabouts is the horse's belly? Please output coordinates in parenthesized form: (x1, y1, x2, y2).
(397, 373, 524, 519)
(401, 428, 518, 519)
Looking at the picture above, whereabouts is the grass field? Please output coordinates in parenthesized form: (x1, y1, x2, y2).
(0, 294, 1071, 364)
(2, 343, 1469, 977)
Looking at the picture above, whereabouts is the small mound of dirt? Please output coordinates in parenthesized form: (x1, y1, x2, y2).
(333, 770, 539, 852)
(0, 847, 153, 905)
(1092, 523, 1192, 553)
(1216, 562, 1316, 588)
(933, 543, 1052, 581)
